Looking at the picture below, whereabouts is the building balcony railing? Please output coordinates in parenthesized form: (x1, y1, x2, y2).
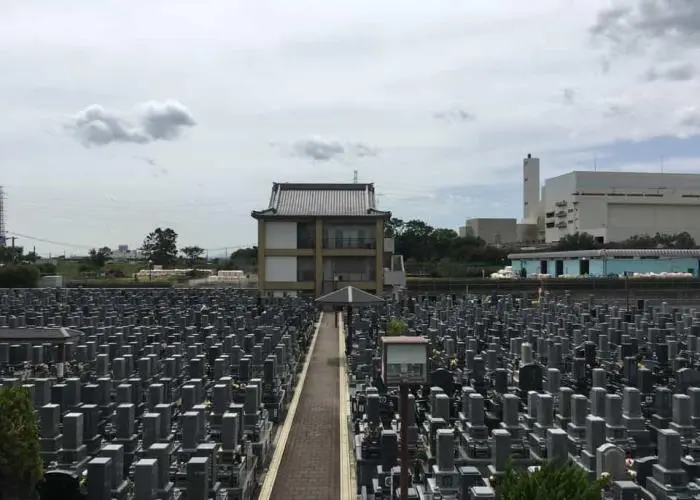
(322, 238, 377, 250)
(323, 272, 375, 282)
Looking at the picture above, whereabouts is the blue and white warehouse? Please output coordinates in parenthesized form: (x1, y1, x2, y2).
(508, 249, 700, 277)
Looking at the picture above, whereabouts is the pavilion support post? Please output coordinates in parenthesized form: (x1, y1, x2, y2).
(399, 382, 409, 500)
(347, 305, 354, 356)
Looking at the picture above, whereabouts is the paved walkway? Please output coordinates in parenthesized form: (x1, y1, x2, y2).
(265, 312, 345, 500)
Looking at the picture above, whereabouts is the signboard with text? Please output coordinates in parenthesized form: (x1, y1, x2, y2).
(382, 336, 428, 385)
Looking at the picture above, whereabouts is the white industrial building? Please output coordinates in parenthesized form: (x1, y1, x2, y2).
(459, 218, 518, 244)
(542, 171, 700, 243)
(458, 154, 542, 244)
(457, 153, 700, 246)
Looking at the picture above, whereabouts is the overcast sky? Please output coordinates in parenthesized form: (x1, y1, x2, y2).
(3, 0, 700, 256)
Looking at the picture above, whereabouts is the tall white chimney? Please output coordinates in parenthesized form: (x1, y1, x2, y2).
(523, 153, 540, 223)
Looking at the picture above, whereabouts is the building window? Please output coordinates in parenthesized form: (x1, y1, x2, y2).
(297, 222, 315, 249)
(323, 224, 376, 249)
(323, 256, 376, 282)
(297, 256, 315, 281)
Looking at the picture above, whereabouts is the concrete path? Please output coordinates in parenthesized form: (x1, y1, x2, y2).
(259, 312, 354, 500)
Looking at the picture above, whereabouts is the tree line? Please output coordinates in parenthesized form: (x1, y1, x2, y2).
(0, 227, 258, 287)
(385, 218, 509, 277)
(136, 227, 256, 272)
(553, 231, 696, 251)
(5, 222, 696, 288)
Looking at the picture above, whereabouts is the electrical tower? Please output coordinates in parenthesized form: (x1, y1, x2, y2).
(0, 186, 5, 247)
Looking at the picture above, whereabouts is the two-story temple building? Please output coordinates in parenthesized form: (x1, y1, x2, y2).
(252, 182, 404, 296)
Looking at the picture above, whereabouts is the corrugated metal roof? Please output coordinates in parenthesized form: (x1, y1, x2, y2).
(315, 285, 385, 305)
(0, 326, 83, 342)
(252, 182, 390, 218)
(509, 248, 700, 260)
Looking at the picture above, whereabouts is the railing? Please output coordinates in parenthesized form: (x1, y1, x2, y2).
(404, 276, 700, 297)
(324, 273, 375, 281)
(323, 237, 376, 250)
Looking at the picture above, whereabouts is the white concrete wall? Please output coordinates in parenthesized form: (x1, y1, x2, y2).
(467, 218, 518, 244)
(523, 156, 540, 223)
(543, 171, 700, 242)
(607, 204, 700, 241)
(264, 221, 297, 249)
(264, 256, 297, 282)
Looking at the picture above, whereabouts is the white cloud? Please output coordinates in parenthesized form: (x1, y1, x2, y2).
(2, 0, 700, 253)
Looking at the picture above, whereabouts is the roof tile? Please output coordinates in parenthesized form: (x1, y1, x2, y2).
(253, 182, 390, 217)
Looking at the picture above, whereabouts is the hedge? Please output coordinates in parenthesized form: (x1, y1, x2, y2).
(0, 265, 40, 288)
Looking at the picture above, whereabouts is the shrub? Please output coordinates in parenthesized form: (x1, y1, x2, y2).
(386, 318, 407, 336)
(37, 263, 57, 275)
(0, 386, 43, 500)
(497, 460, 608, 500)
(0, 265, 40, 288)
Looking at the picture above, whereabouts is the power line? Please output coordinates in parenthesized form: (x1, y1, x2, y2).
(7, 232, 95, 250)
(6, 231, 255, 254)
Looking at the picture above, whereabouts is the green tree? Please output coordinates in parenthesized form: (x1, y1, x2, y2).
(140, 228, 179, 267)
(23, 251, 39, 263)
(0, 246, 24, 265)
(0, 386, 43, 500)
(384, 217, 406, 238)
(38, 263, 57, 275)
(556, 231, 697, 251)
(180, 246, 205, 268)
(388, 218, 506, 276)
(87, 246, 112, 269)
(0, 265, 40, 288)
(555, 232, 599, 251)
(497, 460, 608, 500)
(386, 318, 407, 336)
(224, 247, 258, 272)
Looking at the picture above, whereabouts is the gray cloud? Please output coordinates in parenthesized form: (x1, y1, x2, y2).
(591, 1, 700, 51)
(644, 63, 696, 81)
(679, 108, 700, 128)
(600, 98, 632, 118)
(433, 107, 475, 123)
(562, 88, 576, 105)
(348, 142, 378, 158)
(133, 155, 157, 166)
(281, 137, 378, 162)
(65, 100, 196, 147)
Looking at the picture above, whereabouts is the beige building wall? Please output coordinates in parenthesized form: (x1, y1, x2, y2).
(466, 218, 517, 244)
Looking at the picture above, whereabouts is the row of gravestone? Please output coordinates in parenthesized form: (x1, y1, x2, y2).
(0, 288, 317, 500)
(347, 292, 700, 499)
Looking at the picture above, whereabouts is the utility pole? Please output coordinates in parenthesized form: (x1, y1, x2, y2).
(10, 236, 16, 264)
